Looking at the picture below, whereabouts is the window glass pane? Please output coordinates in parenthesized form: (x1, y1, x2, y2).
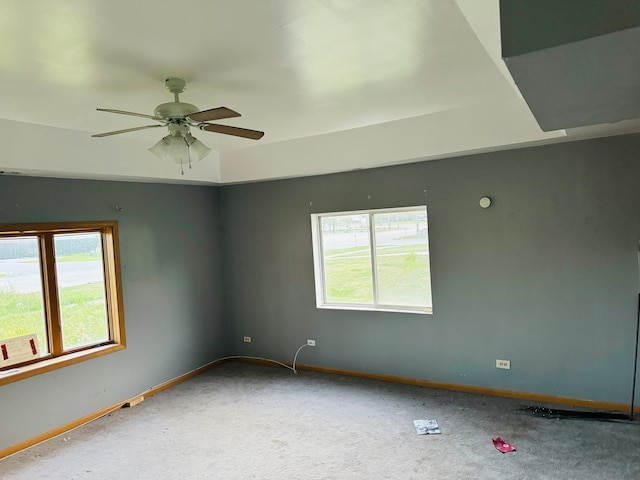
(373, 209, 432, 307)
(54, 232, 109, 351)
(320, 214, 373, 304)
(0, 237, 48, 354)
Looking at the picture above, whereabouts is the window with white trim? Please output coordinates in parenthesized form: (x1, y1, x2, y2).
(0, 221, 125, 385)
(311, 206, 432, 314)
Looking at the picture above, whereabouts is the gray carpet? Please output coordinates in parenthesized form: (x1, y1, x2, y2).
(2, 362, 639, 479)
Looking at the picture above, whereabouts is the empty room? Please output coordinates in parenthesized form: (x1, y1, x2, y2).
(1, 1, 639, 479)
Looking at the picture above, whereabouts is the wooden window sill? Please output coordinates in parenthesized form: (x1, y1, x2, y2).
(0, 343, 125, 386)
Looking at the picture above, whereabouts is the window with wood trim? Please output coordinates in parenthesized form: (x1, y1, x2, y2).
(0, 221, 125, 384)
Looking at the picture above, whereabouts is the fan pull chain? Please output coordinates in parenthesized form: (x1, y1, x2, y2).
(182, 136, 191, 175)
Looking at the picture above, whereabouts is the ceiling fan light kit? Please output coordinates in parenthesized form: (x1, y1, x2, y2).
(149, 133, 212, 170)
(92, 78, 264, 174)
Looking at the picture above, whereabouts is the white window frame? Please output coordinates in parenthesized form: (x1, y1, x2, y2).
(311, 205, 432, 315)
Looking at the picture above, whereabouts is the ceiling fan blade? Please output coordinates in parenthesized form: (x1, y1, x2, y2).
(200, 123, 264, 140)
(188, 107, 241, 122)
(92, 124, 163, 137)
(97, 108, 163, 121)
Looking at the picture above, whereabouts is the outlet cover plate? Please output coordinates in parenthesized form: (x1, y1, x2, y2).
(307, 339, 316, 346)
(496, 359, 511, 369)
(243, 336, 251, 343)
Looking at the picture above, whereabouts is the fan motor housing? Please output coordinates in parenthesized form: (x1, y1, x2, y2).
(154, 102, 200, 120)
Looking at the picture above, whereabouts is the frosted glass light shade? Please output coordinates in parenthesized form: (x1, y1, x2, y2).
(149, 136, 186, 163)
(149, 134, 211, 164)
(186, 136, 212, 162)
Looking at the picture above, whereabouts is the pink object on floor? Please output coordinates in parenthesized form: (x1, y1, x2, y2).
(492, 437, 516, 453)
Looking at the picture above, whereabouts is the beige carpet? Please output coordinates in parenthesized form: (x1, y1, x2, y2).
(2, 362, 639, 479)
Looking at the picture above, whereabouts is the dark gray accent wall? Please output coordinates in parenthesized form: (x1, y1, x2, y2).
(221, 134, 640, 406)
(0, 176, 225, 451)
(501, 0, 640, 131)
(500, 0, 640, 57)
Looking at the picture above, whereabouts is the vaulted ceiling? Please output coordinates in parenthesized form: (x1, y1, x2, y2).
(1, 0, 639, 185)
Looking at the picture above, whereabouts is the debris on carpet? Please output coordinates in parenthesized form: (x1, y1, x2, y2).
(414, 419, 441, 435)
(492, 436, 516, 453)
(520, 405, 630, 422)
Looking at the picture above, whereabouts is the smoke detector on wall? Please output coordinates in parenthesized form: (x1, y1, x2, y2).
(479, 197, 492, 208)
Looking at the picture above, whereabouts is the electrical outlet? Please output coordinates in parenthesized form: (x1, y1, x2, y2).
(496, 359, 511, 369)
(307, 339, 316, 346)
(243, 336, 251, 343)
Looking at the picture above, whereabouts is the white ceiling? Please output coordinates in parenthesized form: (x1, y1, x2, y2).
(1, 0, 639, 185)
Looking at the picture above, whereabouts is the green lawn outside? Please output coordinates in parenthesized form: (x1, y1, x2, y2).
(22, 253, 101, 264)
(324, 245, 431, 306)
(0, 282, 108, 353)
(325, 255, 374, 303)
(56, 253, 102, 263)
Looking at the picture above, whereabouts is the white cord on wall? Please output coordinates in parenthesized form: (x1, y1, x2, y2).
(212, 343, 310, 374)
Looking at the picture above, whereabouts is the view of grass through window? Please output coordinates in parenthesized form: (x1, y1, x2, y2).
(317, 207, 432, 311)
(0, 237, 48, 353)
(54, 233, 109, 350)
(0, 233, 109, 355)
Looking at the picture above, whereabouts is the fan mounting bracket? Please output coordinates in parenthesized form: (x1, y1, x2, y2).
(165, 77, 187, 94)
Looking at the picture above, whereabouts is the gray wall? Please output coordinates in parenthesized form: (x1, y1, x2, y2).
(500, 0, 640, 57)
(2, 133, 640, 453)
(0, 176, 226, 451)
(221, 133, 640, 406)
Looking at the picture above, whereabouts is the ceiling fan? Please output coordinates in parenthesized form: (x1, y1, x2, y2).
(92, 77, 264, 173)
